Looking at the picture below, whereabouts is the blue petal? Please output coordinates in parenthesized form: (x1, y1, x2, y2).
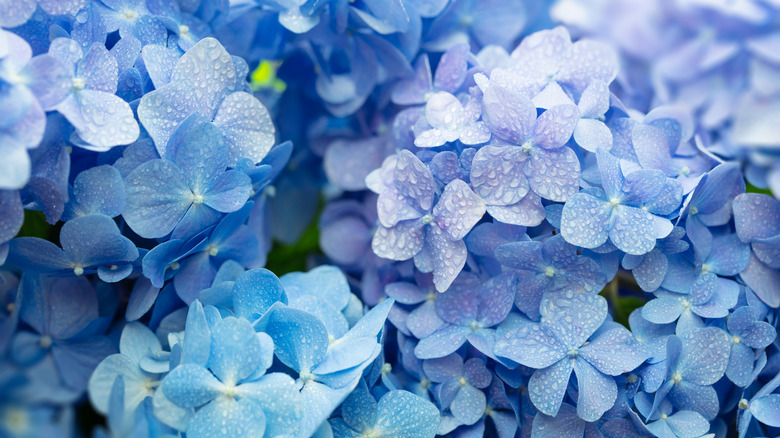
(262, 305, 329, 373)
(450, 384, 486, 426)
(751, 394, 780, 428)
(533, 105, 579, 150)
(494, 322, 566, 369)
(394, 150, 436, 212)
(573, 118, 612, 153)
(162, 363, 221, 409)
(55, 90, 139, 150)
(7, 238, 71, 273)
(212, 91, 274, 166)
(372, 221, 425, 261)
(123, 159, 192, 239)
(609, 206, 659, 255)
(61, 214, 134, 268)
(432, 179, 486, 241)
(541, 292, 607, 349)
(186, 397, 266, 438)
(642, 296, 684, 325)
(414, 324, 469, 359)
(557, 39, 618, 93)
(281, 265, 351, 311)
(470, 145, 529, 205)
(573, 358, 616, 421)
(375, 390, 440, 437)
(479, 78, 536, 144)
(527, 146, 580, 202)
(528, 359, 573, 417)
(580, 328, 648, 376)
(733, 193, 780, 242)
(560, 193, 611, 249)
(67, 165, 125, 219)
(208, 317, 265, 384)
(232, 268, 286, 321)
(237, 373, 303, 437)
(678, 327, 730, 386)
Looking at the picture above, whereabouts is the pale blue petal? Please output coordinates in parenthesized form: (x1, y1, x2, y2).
(394, 150, 436, 212)
(526, 146, 580, 201)
(56, 90, 139, 150)
(432, 179, 486, 240)
(494, 322, 566, 369)
(208, 317, 264, 384)
(232, 268, 286, 321)
(186, 397, 266, 438)
(414, 324, 469, 359)
(470, 145, 529, 205)
(560, 193, 611, 249)
(751, 394, 780, 427)
(573, 119, 612, 153)
(262, 306, 329, 373)
(642, 297, 684, 325)
(450, 385, 486, 426)
(372, 220, 425, 261)
(580, 327, 648, 376)
(375, 390, 440, 437)
(480, 81, 536, 144)
(528, 359, 573, 417)
(532, 104, 579, 150)
(573, 359, 617, 421)
(123, 159, 191, 239)
(212, 91, 274, 166)
(162, 363, 220, 408)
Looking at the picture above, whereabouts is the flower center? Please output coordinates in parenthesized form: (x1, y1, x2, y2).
(73, 266, 84, 276)
(672, 372, 683, 384)
(660, 413, 668, 420)
(207, 244, 219, 256)
(6, 302, 14, 314)
(72, 77, 86, 91)
(179, 25, 190, 35)
(731, 336, 741, 345)
(679, 166, 691, 177)
(458, 377, 468, 386)
(39, 335, 53, 349)
(3, 408, 29, 434)
(738, 398, 749, 410)
(124, 9, 137, 19)
(469, 320, 481, 332)
(420, 378, 431, 389)
(544, 266, 556, 277)
(192, 193, 204, 205)
(169, 262, 181, 271)
(567, 348, 579, 358)
(689, 206, 699, 215)
(421, 214, 434, 225)
(425, 292, 437, 302)
(609, 198, 620, 208)
(521, 142, 534, 153)
(381, 363, 392, 374)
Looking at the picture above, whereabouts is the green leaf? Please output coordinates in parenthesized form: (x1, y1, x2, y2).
(17, 210, 56, 241)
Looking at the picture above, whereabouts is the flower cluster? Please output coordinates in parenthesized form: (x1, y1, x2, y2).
(0, 0, 779, 438)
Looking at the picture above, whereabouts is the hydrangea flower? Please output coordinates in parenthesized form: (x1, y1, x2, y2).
(413, 273, 515, 359)
(495, 234, 607, 320)
(423, 354, 492, 427)
(369, 150, 485, 291)
(470, 73, 581, 204)
(650, 327, 731, 420)
(47, 38, 140, 150)
(137, 37, 275, 166)
(11, 273, 115, 391)
(162, 314, 303, 438)
(561, 148, 681, 255)
(7, 214, 138, 281)
(329, 379, 441, 438)
(123, 118, 252, 240)
(723, 307, 776, 387)
(494, 292, 648, 421)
